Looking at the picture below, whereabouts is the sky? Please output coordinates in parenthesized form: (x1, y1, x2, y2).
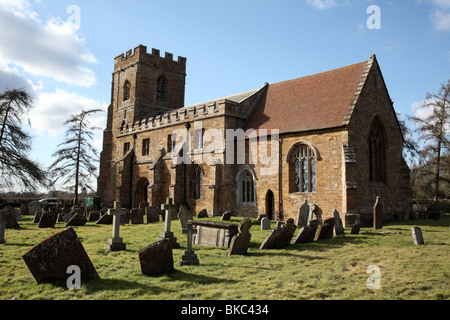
(0, 0, 449, 192)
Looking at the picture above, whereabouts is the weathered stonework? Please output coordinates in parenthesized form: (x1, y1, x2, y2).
(98, 46, 412, 227)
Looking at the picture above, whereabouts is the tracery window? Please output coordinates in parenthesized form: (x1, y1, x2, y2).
(156, 76, 167, 102)
(292, 145, 316, 193)
(191, 164, 203, 200)
(236, 168, 255, 204)
(369, 118, 385, 184)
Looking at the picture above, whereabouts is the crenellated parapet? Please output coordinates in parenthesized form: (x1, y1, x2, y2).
(114, 44, 186, 74)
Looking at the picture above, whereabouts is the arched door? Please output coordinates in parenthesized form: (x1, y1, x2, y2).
(135, 178, 149, 208)
(265, 190, 275, 220)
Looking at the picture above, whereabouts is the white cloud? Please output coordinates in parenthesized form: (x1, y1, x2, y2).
(0, 0, 97, 87)
(305, 0, 350, 10)
(29, 89, 107, 138)
(431, 9, 450, 31)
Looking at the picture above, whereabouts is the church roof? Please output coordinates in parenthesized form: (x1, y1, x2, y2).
(242, 56, 374, 136)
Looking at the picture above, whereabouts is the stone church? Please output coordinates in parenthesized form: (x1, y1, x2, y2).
(97, 44, 412, 226)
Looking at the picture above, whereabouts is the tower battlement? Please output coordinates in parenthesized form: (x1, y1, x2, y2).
(114, 44, 186, 72)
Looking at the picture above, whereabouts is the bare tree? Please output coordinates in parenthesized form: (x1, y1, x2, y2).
(0, 89, 47, 191)
(410, 79, 449, 201)
(49, 109, 103, 205)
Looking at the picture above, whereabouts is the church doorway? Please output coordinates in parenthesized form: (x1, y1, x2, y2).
(135, 178, 149, 207)
(265, 190, 275, 220)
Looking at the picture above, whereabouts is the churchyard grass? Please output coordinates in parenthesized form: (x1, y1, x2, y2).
(0, 214, 449, 300)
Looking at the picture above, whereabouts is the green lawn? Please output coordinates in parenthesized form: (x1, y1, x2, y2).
(0, 214, 449, 300)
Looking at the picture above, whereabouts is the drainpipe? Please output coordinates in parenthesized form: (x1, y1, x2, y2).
(278, 135, 283, 221)
(184, 123, 191, 209)
(130, 133, 137, 208)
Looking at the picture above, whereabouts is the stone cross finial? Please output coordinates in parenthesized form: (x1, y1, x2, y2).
(104, 201, 127, 251)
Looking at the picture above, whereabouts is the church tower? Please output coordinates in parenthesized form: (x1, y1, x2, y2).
(112, 44, 186, 127)
(98, 45, 187, 207)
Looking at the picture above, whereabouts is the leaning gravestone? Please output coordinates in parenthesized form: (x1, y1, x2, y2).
(293, 219, 319, 244)
(260, 222, 296, 250)
(261, 217, 271, 230)
(96, 212, 113, 225)
(84, 205, 98, 218)
(197, 209, 208, 218)
(22, 227, 99, 284)
(228, 218, 253, 256)
(296, 200, 310, 227)
(316, 217, 335, 240)
(221, 211, 233, 221)
(38, 211, 57, 228)
(138, 238, 174, 276)
(66, 212, 87, 227)
(411, 227, 425, 245)
(333, 209, 345, 236)
(87, 211, 101, 222)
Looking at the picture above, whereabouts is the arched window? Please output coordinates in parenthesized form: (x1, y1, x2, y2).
(290, 144, 317, 193)
(236, 167, 256, 204)
(369, 118, 386, 183)
(123, 80, 131, 101)
(191, 164, 203, 200)
(156, 76, 167, 102)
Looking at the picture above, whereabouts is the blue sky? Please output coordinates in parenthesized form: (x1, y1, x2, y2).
(0, 0, 449, 190)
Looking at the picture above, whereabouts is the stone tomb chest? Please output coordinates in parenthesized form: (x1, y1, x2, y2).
(192, 220, 238, 248)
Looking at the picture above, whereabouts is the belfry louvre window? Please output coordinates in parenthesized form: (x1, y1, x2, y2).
(156, 76, 167, 102)
(293, 145, 316, 193)
(123, 80, 131, 101)
(369, 118, 385, 183)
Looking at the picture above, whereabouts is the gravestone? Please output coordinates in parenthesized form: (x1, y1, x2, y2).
(157, 198, 180, 248)
(228, 218, 252, 256)
(221, 211, 233, 221)
(411, 227, 425, 245)
(345, 213, 360, 228)
(178, 205, 199, 266)
(33, 211, 42, 223)
(293, 219, 319, 244)
(62, 212, 74, 223)
(351, 222, 361, 234)
(130, 208, 144, 224)
(0, 206, 20, 228)
(192, 220, 239, 248)
(139, 201, 149, 209)
(87, 211, 101, 222)
(0, 214, 6, 244)
(28, 201, 42, 217)
(84, 205, 98, 218)
(22, 227, 99, 284)
(120, 209, 130, 224)
(197, 209, 208, 218)
(146, 206, 160, 223)
(373, 196, 383, 230)
(104, 201, 127, 251)
(66, 212, 87, 227)
(138, 238, 174, 276)
(316, 217, 335, 240)
(261, 217, 271, 230)
(296, 200, 310, 227)
(96, 212, 113, 225)
(259, 222, 297, 250)
(20, 203, 29, 215)
(38, 211, 57, 228)
(333, 209, 345, 236)
(257, 214, 267, 222)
